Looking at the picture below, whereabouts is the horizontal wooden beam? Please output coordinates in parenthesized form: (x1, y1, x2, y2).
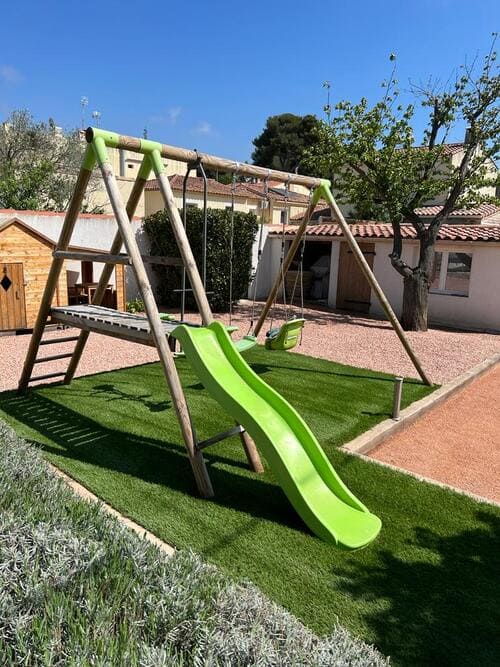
(86, 127, 323, 189)
(53, 250, 183, 267)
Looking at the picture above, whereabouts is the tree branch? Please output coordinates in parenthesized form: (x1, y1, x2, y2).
(389, 218, 414, 277)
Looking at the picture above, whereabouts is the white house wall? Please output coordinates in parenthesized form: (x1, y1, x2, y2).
(427, 244, 500, 331)
(369, 240, 417, 318)
(250, 228, 282, 299)
(369, 240, 500, 331)
(327, 242, 340, 308)
(264, 235, 500, 332)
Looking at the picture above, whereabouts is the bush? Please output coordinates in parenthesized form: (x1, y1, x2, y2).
(126, 298, 145, 313)
(143, 207, 258, 313)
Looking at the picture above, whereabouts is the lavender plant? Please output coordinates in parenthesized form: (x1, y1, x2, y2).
(0, 421, 388, 666)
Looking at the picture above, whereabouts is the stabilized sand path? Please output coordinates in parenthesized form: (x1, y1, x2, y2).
(369, 364, 500, 503)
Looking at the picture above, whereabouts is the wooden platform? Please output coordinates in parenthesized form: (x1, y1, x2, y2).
(50, 305, 186, 346)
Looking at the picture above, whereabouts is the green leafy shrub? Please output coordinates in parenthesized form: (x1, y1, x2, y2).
(143, 207, 258, 313)
(126, 298, 144, 313)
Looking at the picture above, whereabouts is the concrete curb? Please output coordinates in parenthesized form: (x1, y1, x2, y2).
(48, 462, 175, 557)
(342, 353, 500, 456)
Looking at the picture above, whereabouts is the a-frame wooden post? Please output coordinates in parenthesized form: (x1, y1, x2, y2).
(64, 159, 151, 384)
(147, 149, 263, 473)
(91, 136, 214, 497)
(18, 148, 96, 393)
(253, 181, 432, 386)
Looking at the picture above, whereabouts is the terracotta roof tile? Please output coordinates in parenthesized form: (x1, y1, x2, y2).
(145, 175, 263, 200)
(414, 203, 500, 219)
(268, 222, 500, 243)
(440, 142, 466, 155)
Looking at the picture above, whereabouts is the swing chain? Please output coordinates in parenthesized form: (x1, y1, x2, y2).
(281, 175, 291, 322)
(248, 171, 271, 334)
(228, 163, 240, 326)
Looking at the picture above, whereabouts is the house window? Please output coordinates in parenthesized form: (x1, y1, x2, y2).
(186, 202, 198, 209)
(280, 209, 287, 225)
(430, 251, 472, 296)
(81, 260, 93, 284)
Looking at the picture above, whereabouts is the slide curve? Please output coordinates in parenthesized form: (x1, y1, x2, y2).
(172, 321, 381, 549)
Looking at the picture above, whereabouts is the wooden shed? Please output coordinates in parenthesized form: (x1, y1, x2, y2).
(0, 217, 126, 331)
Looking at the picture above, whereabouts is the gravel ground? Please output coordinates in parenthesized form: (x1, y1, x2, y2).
(0, 329, 160, 392)
(0, 302, 499, 392)
(369, 364, 500, 503)
(220, 301, 500, 385)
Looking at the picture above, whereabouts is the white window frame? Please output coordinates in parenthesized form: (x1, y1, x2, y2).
(430, 250, 472, 297)
(185, 201, 199, 209)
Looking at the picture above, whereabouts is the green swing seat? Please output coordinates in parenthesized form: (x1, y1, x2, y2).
(159, 315, 257, 355)
(265, 318, 305, 351)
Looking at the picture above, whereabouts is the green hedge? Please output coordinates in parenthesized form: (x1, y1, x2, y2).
(143, 207, 258, 312)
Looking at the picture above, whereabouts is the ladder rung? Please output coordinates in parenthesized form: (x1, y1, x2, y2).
(34, 352, 73, 364)
(40, 336, 80, 345)
(53, 250, 183, 267)
(28, 371, 66, 383)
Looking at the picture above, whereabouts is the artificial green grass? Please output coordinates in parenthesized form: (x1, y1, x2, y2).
(1, 348, 498, 665)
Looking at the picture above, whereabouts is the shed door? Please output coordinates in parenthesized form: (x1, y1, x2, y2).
(336, 242, 375, 313)
(0, 263, 27, 330)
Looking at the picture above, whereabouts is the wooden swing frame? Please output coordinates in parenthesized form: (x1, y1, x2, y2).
(17, 126, 431, 500)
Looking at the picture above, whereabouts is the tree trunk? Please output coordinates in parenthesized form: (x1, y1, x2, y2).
(401, 270, 429, 331)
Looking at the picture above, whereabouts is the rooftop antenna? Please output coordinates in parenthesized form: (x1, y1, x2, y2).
(80, 96, 88, 129)
(322, 81, 331, 122)
(92, 110, 102, 127)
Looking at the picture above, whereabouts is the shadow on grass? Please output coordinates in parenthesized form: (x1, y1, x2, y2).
(249, 359, 427, 387)
(337, 510, 500, 666)
(92, 383, 171, 412)
(0, 390, 304, 535)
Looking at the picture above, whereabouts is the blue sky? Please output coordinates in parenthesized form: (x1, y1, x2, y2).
(1, 0, 497, 161)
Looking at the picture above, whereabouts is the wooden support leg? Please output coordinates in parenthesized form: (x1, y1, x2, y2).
(239, 428, 264, 473)
(253, 196, 320, 337)
(322, 187, 432, 386)
(18, 163, 94, 393)
(64, 175, 148, 384)
(98, 159, 214, 498)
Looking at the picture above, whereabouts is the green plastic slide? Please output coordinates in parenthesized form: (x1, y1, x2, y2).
(172, 321, 381, 549)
